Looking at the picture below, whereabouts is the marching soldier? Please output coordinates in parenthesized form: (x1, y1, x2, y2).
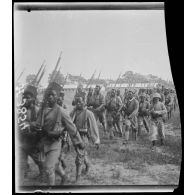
(57, 89, 67, 109)
(105, 89, 123, 139)
(88, 85, 107, 136)
(137, 93, 150, 136)
(72, 84, 86, 106)
(31, 82, 85, 185)
(70, 96, 100, 182)
(116, 89, 123, 103)
(157, 87, 165, 104)
(122, 89, 139, 142)
(17, 85, 43, 184)
(56, 91, 71, 185)
(164, 88, 174, 120)
(149, 93, 167, 149)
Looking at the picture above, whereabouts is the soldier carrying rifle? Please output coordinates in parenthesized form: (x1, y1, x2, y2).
(30, 82, 85, 185)
(87, 85, 107, 137)
(122, 89, 139, 142)
(70, 96, 100, 182)
(105, 88, 123, 139)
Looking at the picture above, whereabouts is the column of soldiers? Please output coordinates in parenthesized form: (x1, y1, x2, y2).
(83, 85, 178, 145)
(16, 80, 178, 186)
(17, 81, 100, 186)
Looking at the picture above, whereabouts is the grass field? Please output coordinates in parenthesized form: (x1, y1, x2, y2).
(23, 91, 182, 186)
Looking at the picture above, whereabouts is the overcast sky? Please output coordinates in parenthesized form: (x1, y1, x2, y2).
(14, 10, 173, 86)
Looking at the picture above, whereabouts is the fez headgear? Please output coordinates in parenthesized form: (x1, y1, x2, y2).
(47, 82, 63, 97)
(23, 85, 37, 98)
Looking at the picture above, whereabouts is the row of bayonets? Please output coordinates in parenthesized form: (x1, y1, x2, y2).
(16, 51, 124, 89)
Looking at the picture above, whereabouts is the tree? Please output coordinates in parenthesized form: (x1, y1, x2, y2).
(48, 70, 66, 86)
(26, 74, 36, 84)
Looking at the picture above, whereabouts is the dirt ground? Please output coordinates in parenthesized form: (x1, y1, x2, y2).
(23, 105, 182, 186)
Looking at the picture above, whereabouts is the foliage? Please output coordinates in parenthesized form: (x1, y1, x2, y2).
(48, 70, 66, 86)
(26, 74, 36, 84)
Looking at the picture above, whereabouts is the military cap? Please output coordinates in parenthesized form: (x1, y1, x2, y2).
(23, 85, 37, 98)
(47, 82, 63, 97)
(152, 93, 161, 99)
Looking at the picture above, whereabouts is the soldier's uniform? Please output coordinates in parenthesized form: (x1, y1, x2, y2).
(34, 82, 84, 185)
(71, 108, 100, 180)
(164, 90, 174, 120)
(150, 93, 167, 146)
(123, 91, 139, 141)
(138, 93, 150, 136)
(89, 90, 106, 132)
(72, 85, 86, 106)
(105, 90, 123, 139)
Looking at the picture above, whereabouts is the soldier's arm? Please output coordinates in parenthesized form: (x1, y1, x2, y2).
(61, 108, 84, 147)
(158, 103, 167, 115)
(96, 94, 105, 110)
(117, 97, 123, 112)
(129, 100, 139, 118)
(87, 111, 100, 145)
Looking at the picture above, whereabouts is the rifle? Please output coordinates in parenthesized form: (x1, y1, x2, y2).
(16, 68, 25, 83)
(97, 71, 101, 80)
(85, 69, 96, 89)
(37, 65, 46, 86)
(32, 60, 45, 85)
(53, 66, 61, 83)
(50, 51, 62, 83)
(114, 72, 122, 89)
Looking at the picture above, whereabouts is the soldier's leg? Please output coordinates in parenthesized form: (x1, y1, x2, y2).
(99, 112, 107, 135)
(29, 149, 44, 181)
(150, 122, 158, 148)
(75, 148, 85, 182)
(158, 121, 165, 145)
(115, 114, 123, 137)
(137, 116, 143, 136)
(124, 119, 130, 143)
(82, 151, 90, 175)
(44, 149, 61, 185)
(54, 148, 68, 185)
(106, 113, 114, 139)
